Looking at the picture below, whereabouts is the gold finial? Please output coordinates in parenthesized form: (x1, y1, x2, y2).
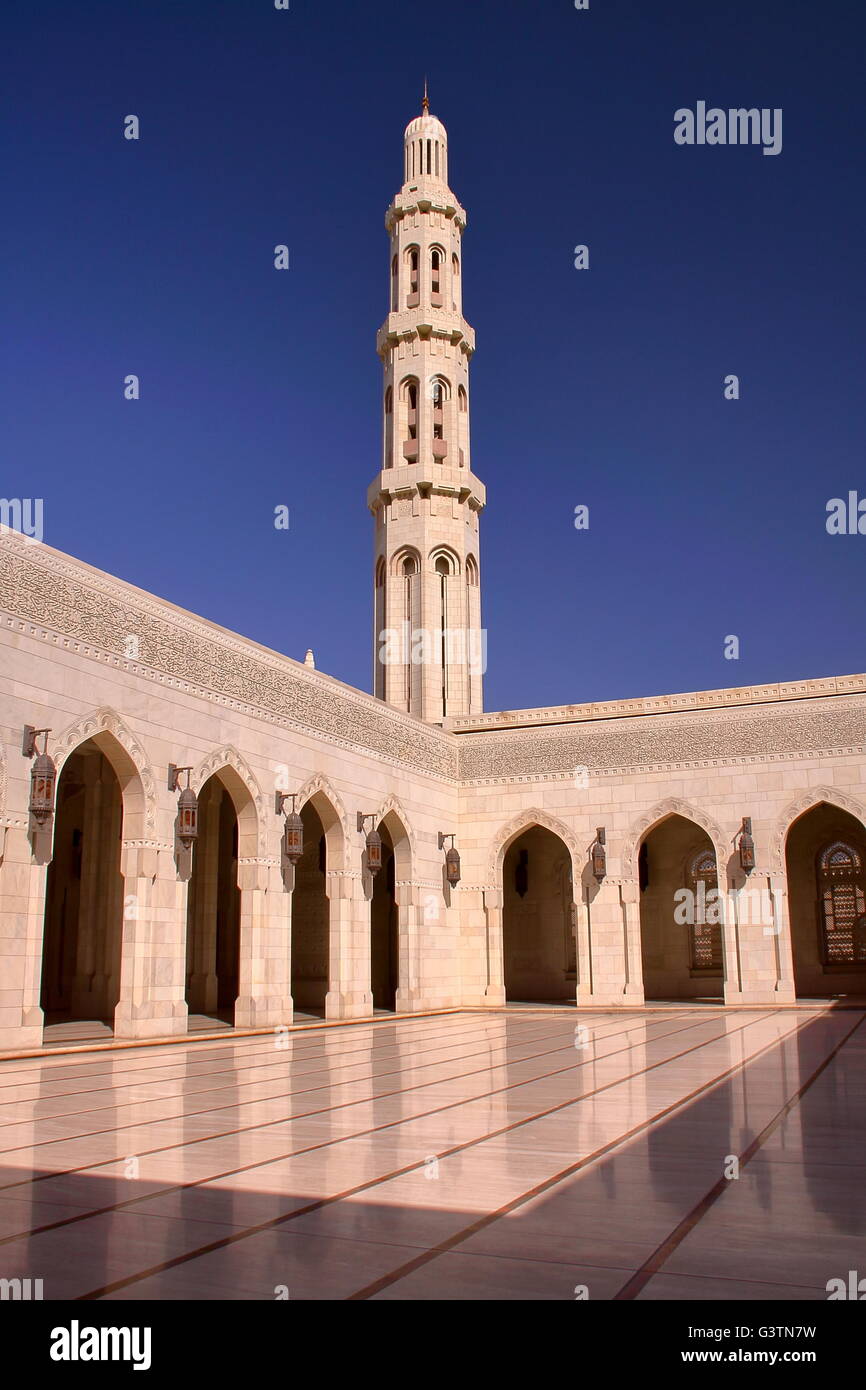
(422, 78, 429, 115)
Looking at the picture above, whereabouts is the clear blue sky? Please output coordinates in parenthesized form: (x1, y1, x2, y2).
(3, 0, 864, 712)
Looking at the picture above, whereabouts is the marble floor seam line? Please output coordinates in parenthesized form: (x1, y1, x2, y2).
(70, 1009, 791, 1300)
(341, 1010, 819, 1300)
(0, 1013, 713, 1184)
(611, 1009, 866, 1300)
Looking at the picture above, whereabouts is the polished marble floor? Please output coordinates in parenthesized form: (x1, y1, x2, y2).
(0, 1006, 863, 1300)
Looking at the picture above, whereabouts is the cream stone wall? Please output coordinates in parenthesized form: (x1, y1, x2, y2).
(452, 701, 866, 1009)
(2, 529, 865, 1050)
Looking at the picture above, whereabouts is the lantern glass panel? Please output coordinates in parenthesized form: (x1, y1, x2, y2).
(366, 830, 382, 874)
(446, 847, 461, 886)
(285, 812, 304, 865)
(30, 754, 56, 822)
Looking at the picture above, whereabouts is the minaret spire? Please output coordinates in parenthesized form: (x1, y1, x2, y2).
(369, 103, 486, 723)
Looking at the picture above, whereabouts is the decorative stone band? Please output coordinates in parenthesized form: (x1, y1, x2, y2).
(461, 747, 864, 787)
(457, 701, 866, 783)
(0, 534, 457, 780)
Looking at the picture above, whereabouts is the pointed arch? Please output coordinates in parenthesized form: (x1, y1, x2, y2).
(296, 772, 348, 871)
(771, 786, 866, 871)
(191, 746, 265, 859)
(430, 545, 460, 575)
(486, 807, 582, 886)
(375, 793, 415, 881)
(622, 797, 727, 881)
(50, 707, 156, 840)
(390, 545, 421, 577)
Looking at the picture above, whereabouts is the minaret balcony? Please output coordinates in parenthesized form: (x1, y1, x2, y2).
(402, 440, 419, 462)
(407, 292, 420, 308)
(377, 311, 475, 358)
(432, 439, 448, 460)
(367, 464, 486, 513)
(431, 291, 443, 308)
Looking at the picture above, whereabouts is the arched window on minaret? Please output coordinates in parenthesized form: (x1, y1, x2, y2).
(384, 387, 393, 468)
(391, 548, 420, 712)
(373, 556, 386, 698)
(431, 377, 449, 460)
(452, 253, 460, 311)
(466, 554, 478, 586)
(430, 248, 443, 307)
(400, 378, 419, 463)
(457, 386, 467, 467)
(406, 247, 419, 307)
(431, 549, 459, 720)
(390, 255, 398, 311)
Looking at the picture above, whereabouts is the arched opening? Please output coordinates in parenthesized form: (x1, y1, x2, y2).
(430, 247, 443, 306)
(401, 377, 419, 462)
(406, 247, 419, 307)
(785, 802, 866, 999)
(41, 739, 125, 1030)
(383, 386, 393, 469)
(291, 800, 330, 1018)
(185, 772, 245, 1027)
(366, 811, 405, 1011)
(431, 548, 458, 717)
(638, 814, 724, 1001)
(502, 825, 575, 1002)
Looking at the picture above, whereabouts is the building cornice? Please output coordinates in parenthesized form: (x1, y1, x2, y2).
(446, 675, 866, 734)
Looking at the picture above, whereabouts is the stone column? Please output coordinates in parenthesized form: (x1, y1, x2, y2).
(482, 887, 506, 1005)
(324, 868, 373, 1018)
(721, 878, 745, 1004)
(0, 822, 48, 1049)
(395, 881, 424, 1012)
(619, 881, 646, 1005)
(768, 870, 797, 1003)
(235, 858, 293, 1029)
(573, 890, 594, 1004)
(114, 843, 188, 1039)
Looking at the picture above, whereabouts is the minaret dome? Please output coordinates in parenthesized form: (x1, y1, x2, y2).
(402, 103, 448, 187)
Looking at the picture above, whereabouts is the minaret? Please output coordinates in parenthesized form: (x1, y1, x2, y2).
(369, 92, 485, 722)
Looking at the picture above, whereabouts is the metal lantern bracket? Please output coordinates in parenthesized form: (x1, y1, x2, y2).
(23, 725, 50, 759)
(23, 725, 56, 825)
(168, 765, 198, 848)
(168, 763, 193, 793)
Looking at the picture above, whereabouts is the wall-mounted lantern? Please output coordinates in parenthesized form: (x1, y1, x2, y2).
(738, 816, 756, 875)
(438, 832, 461, 887)
(168, 764, 198, 846)
(276, 791, 305, 865)
(590, 827, 607, 883)
(23, 726, 56, 824)
(357, 813, 382, 876)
